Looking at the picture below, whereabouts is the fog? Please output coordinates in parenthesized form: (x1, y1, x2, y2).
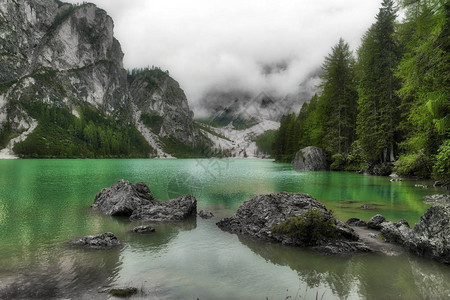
(66, 0, 381, 114)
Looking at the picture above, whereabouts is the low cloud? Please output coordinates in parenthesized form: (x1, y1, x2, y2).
(67, 0, 381, 113)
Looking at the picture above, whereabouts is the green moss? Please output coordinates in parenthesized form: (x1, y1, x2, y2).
(272, 209, 336, 246)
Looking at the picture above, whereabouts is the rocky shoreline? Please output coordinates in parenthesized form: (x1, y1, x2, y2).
(79, 180, 450, 265)
(217, 191, 450, 263)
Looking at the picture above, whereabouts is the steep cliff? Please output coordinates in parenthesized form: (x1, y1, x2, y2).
(0, 0, 206, 158)
(128, 68, 208, 157)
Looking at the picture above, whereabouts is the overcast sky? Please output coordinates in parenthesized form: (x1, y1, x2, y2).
(67, 0, 382, 112)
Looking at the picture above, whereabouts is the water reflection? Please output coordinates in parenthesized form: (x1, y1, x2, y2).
(0, 245, 122, 299)
(237, 234, 450, 299)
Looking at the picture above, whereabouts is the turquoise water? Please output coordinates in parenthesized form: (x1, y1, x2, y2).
(0, 159, 449, 299)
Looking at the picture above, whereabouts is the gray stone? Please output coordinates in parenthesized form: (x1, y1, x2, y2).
(292, 146, 328, 171)
(217, 192, 368, 254)
(407, 204, 450, 264)
(91, 180, 155, 216)
(380, 219, 411, 245)
(70, 232, 121, 249)
(92, 180, 197, 222)
(346, 218, 367, 227)
(130, 194, 197, 222)
(198, 210, 214, 219)
(367, 214, 386, 230)
(131, 225, 155, 233)
(423, 194, 450, 203)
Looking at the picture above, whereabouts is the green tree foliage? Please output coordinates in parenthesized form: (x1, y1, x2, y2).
(356, 0, 402, 164)
(13, 103, 154, 158)
(272, 39, 358, 163)
(255, 130, 276, 156)
(319, 38, 358, 155)
(394, 0, 449, 178)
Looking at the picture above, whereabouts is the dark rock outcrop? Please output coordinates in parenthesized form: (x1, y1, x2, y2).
(198, 210, 214, 219)
(367, 214, 386, 230)
(131, 225, 155, 234)
(407, 205, 450, 264)
(91, 180, 155, 216)
(69, 232, 121, 249)
(92, 180, 196, 222)
(423, 194, 450, 203)
(130, 194, 197, 222)
(380, 219, 411, 244)
(292, 146, 328, 171)
(368, 205, 450, 264)
(217, 192, 370, 254)
(346, 218, 367, 227)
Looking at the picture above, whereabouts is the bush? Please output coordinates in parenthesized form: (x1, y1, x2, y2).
(330, 153, 345, 170)
(433, 140, 450, 184)
(394, 151, 432, 178)
(272, 209, 336, 246)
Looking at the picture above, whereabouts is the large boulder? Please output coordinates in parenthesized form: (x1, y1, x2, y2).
(369, 206, 450, 264)
(92, 180, 196, 221)
(292, 146, 328, 171)
(69, 232, 122, 249)
(130, 194, 197, 222)
(217, 192, 370, 253)
(407, 205, 450, 264)
(91, 180, 155, 216)
(367, 214, 386, 230)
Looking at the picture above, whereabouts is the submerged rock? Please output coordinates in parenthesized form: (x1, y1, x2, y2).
(92, 180, 197, 222)
(423, 194, 450, 203)
(131, 225, 155, 233)
(91, 180, 155, 216)
(292, 146, 328, 171)
(198, 210, 214, 219)
(69, 232, 121, 249)
(217, 192, 369, 254)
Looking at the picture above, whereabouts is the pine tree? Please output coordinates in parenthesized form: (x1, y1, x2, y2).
(356, 0, 401, 164)
(319, 38, 358, 155)
(394, 0, 449, 177)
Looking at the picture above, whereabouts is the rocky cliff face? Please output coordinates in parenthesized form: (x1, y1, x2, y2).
(128, 69, 202, 146)
(0, 0, 129, 118)
(0, 0, 205, 158)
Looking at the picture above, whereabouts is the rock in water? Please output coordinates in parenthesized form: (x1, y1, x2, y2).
(91, 180, 155, 216)
(92, 180, 197, 221)
(70, 232, 121, 249)
(292, 146, 328, 171)
(217, 192, 370, 254)
(423, 194, 450, 203)
(130, 194, 197, 222)
(408, 205, 450, 264)
(367, 214, 386, 229)
(198, 210, 214, 219)
(346, 218, 367, 227)
(131, 225, 155, 233)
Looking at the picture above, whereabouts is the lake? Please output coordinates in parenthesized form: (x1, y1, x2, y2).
(0, 159, 449, 299)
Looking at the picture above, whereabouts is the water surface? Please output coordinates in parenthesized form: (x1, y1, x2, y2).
(0, 159, 449, 299)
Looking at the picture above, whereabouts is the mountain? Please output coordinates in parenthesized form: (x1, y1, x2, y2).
(0, 0, 206, 158)
(194, 86, 315, 158)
